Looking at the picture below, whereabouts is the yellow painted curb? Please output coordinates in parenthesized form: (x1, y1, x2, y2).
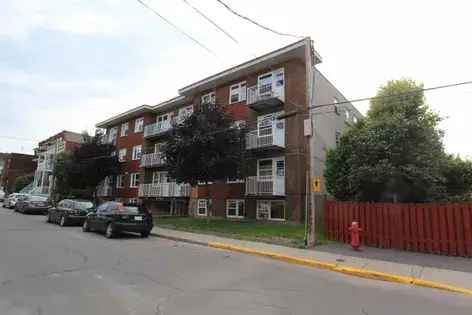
(208, 242, 472, 296)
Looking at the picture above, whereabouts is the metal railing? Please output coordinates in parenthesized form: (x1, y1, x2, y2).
(138, 183, 191, 198)
(247, 85, 278, 105)
(140, 152, 166, 168)
(144, 121, 173, 138)
(245, 176, 285, 196)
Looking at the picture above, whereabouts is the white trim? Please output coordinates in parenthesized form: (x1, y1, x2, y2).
(118, 148, 127, 162)
(130, 173, 140, 188)
(120, 122, 129, 137)
(201, 91, 216, 104)
(197, 199, 208, 216)
(226, 199, 245, 218)
(134, 117, 144, 133)
(229, 81, 247, 104)
(116, 175, 124, 188)
(179, 38, 315, 94)
(132, 145, 142, 160)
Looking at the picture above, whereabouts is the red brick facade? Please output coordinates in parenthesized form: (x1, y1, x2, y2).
(0, 153, 37, 194)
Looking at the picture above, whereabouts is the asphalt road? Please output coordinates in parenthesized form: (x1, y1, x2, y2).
(0, 205, 470, 315)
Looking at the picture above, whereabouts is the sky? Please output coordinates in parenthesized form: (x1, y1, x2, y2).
(1, 0, 471, 158)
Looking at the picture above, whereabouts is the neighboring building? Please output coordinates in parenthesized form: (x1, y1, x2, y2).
(32, 131, 85, 196)
(96, 107, 156, 204)
(95, 37, 362, 221)
(0, 153, 37, 194)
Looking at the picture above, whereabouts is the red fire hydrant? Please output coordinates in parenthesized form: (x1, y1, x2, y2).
(348, 221, 362, 251)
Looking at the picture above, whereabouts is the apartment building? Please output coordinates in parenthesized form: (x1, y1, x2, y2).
(32, 131, 85, 196)
(95, 107, 156, 204)
(95, 37, 361, 221)
(0, 153, 37, 194)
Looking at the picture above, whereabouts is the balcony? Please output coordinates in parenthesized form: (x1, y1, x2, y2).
(97, 184, 113, 197)
(37, 160, 54, 172)
(246, 127, 285, 150)
(245, 176, 285, 196)
(144, 121, 173, 138)
(139, 183, 191, 198)
(247, 85, 284, 112)
(140, 152, 166, 168)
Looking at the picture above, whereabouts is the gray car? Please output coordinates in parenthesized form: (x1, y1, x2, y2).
(3, 193, 28, 209)
(15, 195, 50, 214)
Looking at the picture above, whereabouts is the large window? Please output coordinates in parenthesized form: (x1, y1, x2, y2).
(120, 122, 129, 137)
(134, 117, 144, 133)
(257, 200, 285, 221)
(156, 114, 170, 129)
(201, 91, 216, 105)
(132, 145, 142, 160)
(116, 175, 124, 188)
(130, 173, 140, 188)
(197, 199, 208, 216)
(108, 127, 118, 144)
(229, 81, 247, 103)
(118, 148, 127, 162)
(258, 159, 273, 178)
(226, 199, 245, 218)
(152, 171, 168, 185)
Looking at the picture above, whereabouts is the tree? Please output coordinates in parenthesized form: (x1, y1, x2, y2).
(163, 104, 245, 185)
(54, 130, 119, 201)
(14, 174, 34, 192)
(325, 78, 453, 202)
(442, 155, 472, 201)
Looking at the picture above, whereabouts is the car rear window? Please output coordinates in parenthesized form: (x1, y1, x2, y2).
(121, 206, 140, 214)
(74, 201, 93, 210)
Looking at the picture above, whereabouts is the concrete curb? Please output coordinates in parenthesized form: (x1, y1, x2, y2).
(206, 241, 472, 296)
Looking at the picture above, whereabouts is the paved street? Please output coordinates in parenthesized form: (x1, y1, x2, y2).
(0, 206, 471, 315)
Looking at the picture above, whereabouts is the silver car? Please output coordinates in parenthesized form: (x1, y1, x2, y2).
(15, 195, 50, 214)
(3, 193, 28, 209)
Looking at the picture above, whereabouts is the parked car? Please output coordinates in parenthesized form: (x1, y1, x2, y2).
(0, 189, 5, 202)
(15, 195, 50, 214)
(47, 199, 94, 226)
(82, 202, 153, 238)
(4, 193, 28, 209)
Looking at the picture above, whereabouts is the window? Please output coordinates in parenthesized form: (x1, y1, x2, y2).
(258, 159, 273, 177)
(257, 113, 275, 137)
(130, 173, 140, 188)
(118, 148, 127, 162)
(197, 199, 208, 216)
(229, 81, 247, 103)
(134, 117, 144, 133)
(154, 142, 165, 153)
(201, 91, 216, 105)
(108, 127, 118, 144)
(116, 175, 124, 188)
(257, 200, 285, 221)
(120, 122, 129, 137)
(152, 171, 168, 185)
(177, 105, 194, 123)
(132, 145, 142, 160)
(156, 114, 170, 129)
(226, 199, 245, 218)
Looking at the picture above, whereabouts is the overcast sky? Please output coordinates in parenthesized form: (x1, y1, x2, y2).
(1, 0, 471, 157)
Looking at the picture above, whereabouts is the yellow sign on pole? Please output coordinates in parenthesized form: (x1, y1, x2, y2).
(311, 178, 321, 193)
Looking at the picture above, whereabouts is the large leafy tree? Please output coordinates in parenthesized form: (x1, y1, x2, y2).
(325, 78, 457, 202)
(53, 131, 119, 201)
(163, 104, 245, 185)
(13, 174, 34, 192)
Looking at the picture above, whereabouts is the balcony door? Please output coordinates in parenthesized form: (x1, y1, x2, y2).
(257, 112, 285, 147)
(152, 171, 168, 186)
(156, 114, 170, 129)
(257, 68, 285, 100)
(257, 157, 285, 181)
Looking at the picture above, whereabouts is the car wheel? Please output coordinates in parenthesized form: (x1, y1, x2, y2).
(82, 220, 90, 232)
(105, 223, 114, 238)
(140, 231, 150, 238)
(60, 216, 67, 227)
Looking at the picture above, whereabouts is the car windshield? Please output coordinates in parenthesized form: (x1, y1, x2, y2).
(75, 201, 93, 210)
(30, 196, 47, 202)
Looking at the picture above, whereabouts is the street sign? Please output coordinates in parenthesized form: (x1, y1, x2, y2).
(311, 178, 321, 192)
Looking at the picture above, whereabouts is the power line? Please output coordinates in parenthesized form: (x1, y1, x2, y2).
(309, 80, 472, 110)
(135, 0, 219, 58)
(182, 0, 238, 44)
(215, 0, 304, 39)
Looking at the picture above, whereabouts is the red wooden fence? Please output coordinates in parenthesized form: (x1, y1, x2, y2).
(324, 201, 472, 257)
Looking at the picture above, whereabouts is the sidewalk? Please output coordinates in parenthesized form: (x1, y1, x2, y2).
(151, 226, 472, 295)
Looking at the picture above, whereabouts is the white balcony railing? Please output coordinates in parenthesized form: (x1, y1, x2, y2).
(96, 184, 113, 197)
(138, 183, 191, 198)
(246, 127, 285, 150)
(140, 152, 166, 168)
(247, 85, 282, 105)
(144, 121, 173, 138)
(245, 176, 285, 196)
(37, 159, 54, 172)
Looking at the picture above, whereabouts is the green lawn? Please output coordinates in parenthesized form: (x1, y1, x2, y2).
(154, 217, 327, 248)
